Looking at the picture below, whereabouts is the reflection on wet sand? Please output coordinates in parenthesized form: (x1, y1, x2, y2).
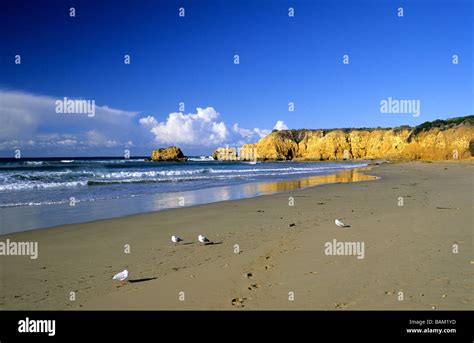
(247, 167, 377, 194)
(2, 167, 378, 234)
(169, 167, 377, 209)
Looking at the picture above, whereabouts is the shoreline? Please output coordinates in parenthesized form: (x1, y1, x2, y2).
(1, 161, 472, 310)
(0, 163, 374, 235)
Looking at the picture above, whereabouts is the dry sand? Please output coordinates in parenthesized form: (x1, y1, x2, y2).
(1, 162, 472, 310)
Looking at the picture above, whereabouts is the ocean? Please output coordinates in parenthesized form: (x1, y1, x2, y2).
(0, 157, 369, 234)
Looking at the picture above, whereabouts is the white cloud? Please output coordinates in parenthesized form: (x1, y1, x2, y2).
(140, 108, 277, 147)
(0, 89, 141, 152)
(57, 139, 77, 146)
(139, 116, 158, 126)
(85, 130, 119, 147)
(253, 127, 271, 138)
(141, 107, 228, 146)
(273, 120, 289, 131)
(232, 123, 254, 138)
(0, 89, 287, 155)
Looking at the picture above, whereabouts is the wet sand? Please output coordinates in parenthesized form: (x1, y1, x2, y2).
(1, 162, 472, 310)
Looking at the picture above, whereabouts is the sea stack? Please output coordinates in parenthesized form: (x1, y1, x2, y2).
(150, 146, 187, 161)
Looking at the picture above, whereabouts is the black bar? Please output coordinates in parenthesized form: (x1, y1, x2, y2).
(0, 311, 472, 342)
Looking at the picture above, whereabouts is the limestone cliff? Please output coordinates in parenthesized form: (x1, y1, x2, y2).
(151, 146, 187, 161)
(241, 116, 474, 161)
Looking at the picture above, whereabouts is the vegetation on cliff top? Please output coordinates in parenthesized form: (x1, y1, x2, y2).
(272, 115, 473, 141)
(411, 115, 474, 135)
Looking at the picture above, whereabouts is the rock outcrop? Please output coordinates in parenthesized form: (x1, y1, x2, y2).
(241, 116, 474, 161)
(151, 146, 187, 161)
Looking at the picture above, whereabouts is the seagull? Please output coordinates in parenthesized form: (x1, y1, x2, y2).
(335, 219, 349, 228)
(112, 269, 129, 286)
(198, 234, 212, 244)
(171, 235, 183, 244)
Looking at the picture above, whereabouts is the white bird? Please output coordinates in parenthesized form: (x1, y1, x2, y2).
(198, 234, 212, 244)
(171, 235, 183, 243)
(112, 269, 129, 285)
(335, 219, 349, 228)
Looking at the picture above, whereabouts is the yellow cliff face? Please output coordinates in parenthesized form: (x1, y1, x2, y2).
(247, 132, 299, 160)
(403, 126, 473, 160)
(243, 124, 474, 161)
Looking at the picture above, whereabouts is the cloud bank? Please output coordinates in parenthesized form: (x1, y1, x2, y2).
(139, 107, 283, 147)
(139, 107, 228, 146)
(0, 89, 288, 156)
(0, 89, 140, 154)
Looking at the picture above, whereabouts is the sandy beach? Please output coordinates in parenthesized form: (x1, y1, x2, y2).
(1, 161, 472, 310)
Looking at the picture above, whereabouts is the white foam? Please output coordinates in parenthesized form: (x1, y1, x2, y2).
(0, 180, 88, 191)
(209, 164, 366, 174)
(97, 169, 208, 179)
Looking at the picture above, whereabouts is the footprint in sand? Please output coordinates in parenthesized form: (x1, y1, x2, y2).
(243, 272, 253, 279)
(264, 264, 274, 270)
(334, 302, 350, 309)
(247, 283, 261, 291)
(231, 297, 248, 308)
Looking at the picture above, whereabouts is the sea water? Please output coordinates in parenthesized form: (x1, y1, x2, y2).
(0, 157, 369, 233)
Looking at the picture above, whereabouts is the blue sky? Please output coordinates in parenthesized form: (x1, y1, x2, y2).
(0, 0, 472, 156)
